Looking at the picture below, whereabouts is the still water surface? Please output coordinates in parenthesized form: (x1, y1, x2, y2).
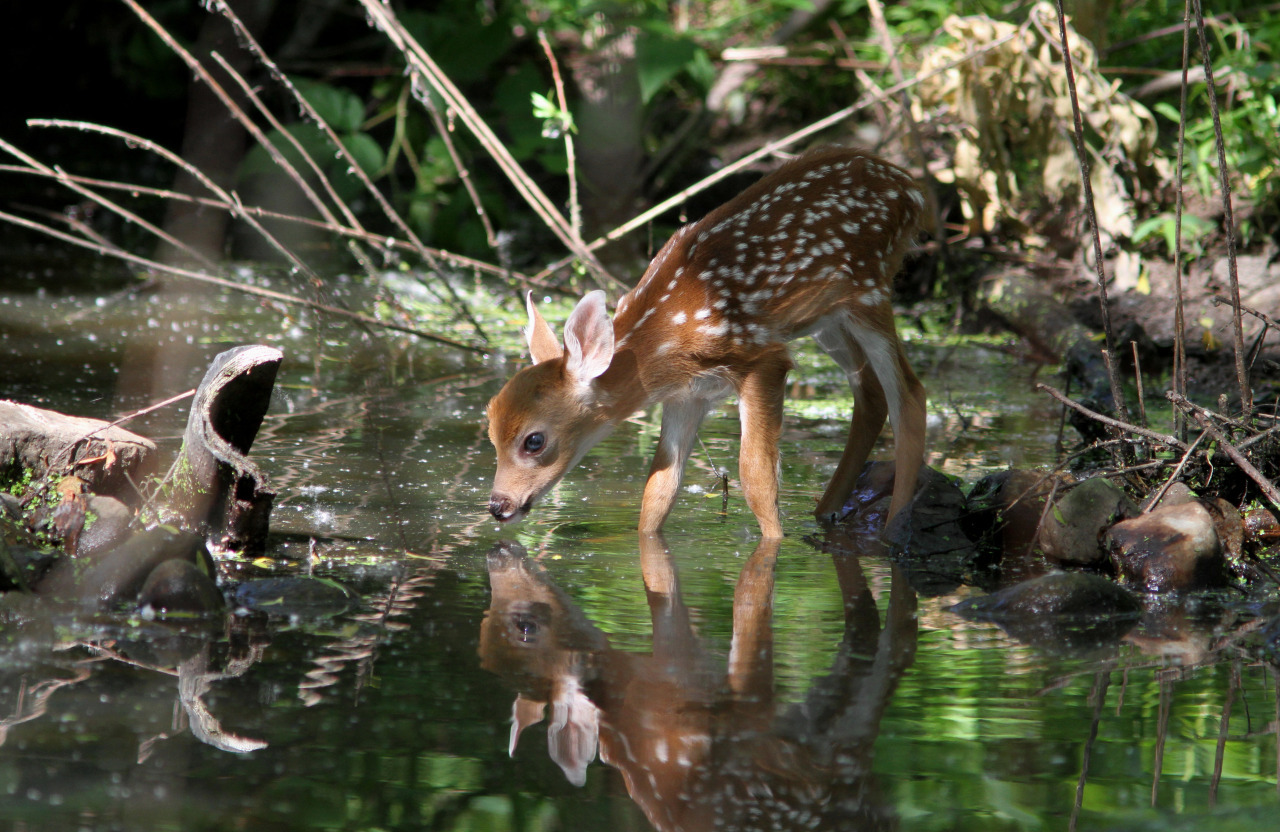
(1, 276, 1277, 830)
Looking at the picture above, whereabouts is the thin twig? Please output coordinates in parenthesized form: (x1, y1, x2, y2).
(357, 0, 620, 291)
(1169, 391, 1280, 509)
(864, 0, 944, 251)
(30, 119, 334, 297)
(1038, 383, 1188, 450)
(418, 88, 500, 250)
(1048, 1, 1131, 448)
(1212, 295, 1280, 330)
(538, 30, 581, 245)
(210, 1, 492, 341)
(1173, 0, 1193, 443)
(76, 389, 197, 444)
(206, 50, 380, 276)
(1193, 0, 1250, 417)
(1132, 341, 1148, 458)
(0, 163, 521, 281)
(0, 208, 485, 354)
(1143, 430, 1208, 514)
(0, 139, 218, 273)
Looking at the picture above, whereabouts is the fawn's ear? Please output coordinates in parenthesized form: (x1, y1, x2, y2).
(525, 291, 563, 364)
(562, 290, 614, 384)
(508, 694, 546, 757)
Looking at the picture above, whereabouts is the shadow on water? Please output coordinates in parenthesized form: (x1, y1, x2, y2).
(2, 267, 1280, 830)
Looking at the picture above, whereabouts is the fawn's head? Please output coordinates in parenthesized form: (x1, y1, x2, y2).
(487, 291, 618, 525)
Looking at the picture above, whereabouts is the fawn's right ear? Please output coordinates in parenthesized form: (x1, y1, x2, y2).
(525, 291, 563, 364)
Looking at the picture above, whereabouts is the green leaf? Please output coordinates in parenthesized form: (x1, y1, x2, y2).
(294, 79, 365, 133)
(239, 124, 330, 180)
(636, 32, 701, 103)
(340, 132, 385, 177)
(1153, 102, 1182, 123)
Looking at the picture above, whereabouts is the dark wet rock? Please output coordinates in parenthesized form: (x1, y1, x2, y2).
(36, 526, 215, 611)
(0, 537, 25, 592)
(1244, 506, 1280, 539)
(0, 492, 20, 521)
(1105, 501, 1228, 593)
(963, 469, 1063, 569)
(951, 571, 1142, 652)
(139, 559, 224, 615)
(5, 546, 57, 590)
(884, 465, 976, 596)
(953, 570, 1142, 618)
(77, 495, 135, 559)
(1041, 477, 1138, 566)
(1200, 498, 1243, 563)
(232, 576, 353, 618)
(0, 400, 157, 505)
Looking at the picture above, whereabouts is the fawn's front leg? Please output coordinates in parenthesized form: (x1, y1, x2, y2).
(639, 398, 709, 533)
(736, 354, 790, 538)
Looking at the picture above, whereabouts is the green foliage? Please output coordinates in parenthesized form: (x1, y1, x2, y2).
(1132, 211, 1215, 258)
(1122, 5, 1280, 235)
(635, 31, 705, 103)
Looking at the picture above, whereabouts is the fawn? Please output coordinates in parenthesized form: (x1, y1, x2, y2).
(487, 146, 927, 537)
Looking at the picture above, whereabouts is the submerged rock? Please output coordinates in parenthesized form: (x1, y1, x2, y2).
(951, 571, 1142, 652)
(77, 495, 135, 559)
(963, 469, 1067, 576)
(1105, 501, 1228, 592)
(882, 464, 977, 595)
(232, 576, 353, 618)
(1040, 477, 1138, 566)
(36, 526, 215, 611)
(139, 559, 224, 615)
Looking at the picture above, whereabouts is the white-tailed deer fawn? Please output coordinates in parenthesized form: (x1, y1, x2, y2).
(487, 146, 927, 537)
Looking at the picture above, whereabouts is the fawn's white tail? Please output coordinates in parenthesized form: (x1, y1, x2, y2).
(487, 146, 927, 536)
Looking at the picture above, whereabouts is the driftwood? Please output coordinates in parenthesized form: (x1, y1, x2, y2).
(0, 400, 156, 504)
(160, 345, 282, 554)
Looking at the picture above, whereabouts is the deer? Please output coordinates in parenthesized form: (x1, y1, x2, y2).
(486, 146, 928, 537)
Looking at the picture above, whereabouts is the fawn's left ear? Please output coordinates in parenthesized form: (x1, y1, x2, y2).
(525, 291, 563, 364)
(562, 290, 614, 384)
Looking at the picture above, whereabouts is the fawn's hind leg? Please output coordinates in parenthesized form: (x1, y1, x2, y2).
(812, 327, 889, 523)
(813, 310, 926, 524)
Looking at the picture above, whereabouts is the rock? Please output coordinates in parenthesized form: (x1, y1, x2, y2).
(1105, 501, 1228, 592)
(963, 469, 1064, 569)
(77, 496, 135, 558)
(1200, 497, 1243, 563)
(1244, 506, 1280, 543)
(1041, 477, 1138, 566)
(884, 465, 977, 595)
(0, 492, 20, 521)
(951, 571, 1141, 652)
(36, 526, 216, 611)
(1141, 481, 1197, 512)
(139, 559, 224, 615)
(0, 400, 156, 505)
(232, 576, 353, 618)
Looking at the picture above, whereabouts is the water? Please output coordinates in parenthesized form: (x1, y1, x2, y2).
(1, 270, 1276, 830)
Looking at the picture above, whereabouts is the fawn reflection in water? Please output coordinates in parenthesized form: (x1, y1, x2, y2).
(480, 535, 918, 831)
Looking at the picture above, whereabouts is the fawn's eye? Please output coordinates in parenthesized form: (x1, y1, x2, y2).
(522, 432, 545, 454)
